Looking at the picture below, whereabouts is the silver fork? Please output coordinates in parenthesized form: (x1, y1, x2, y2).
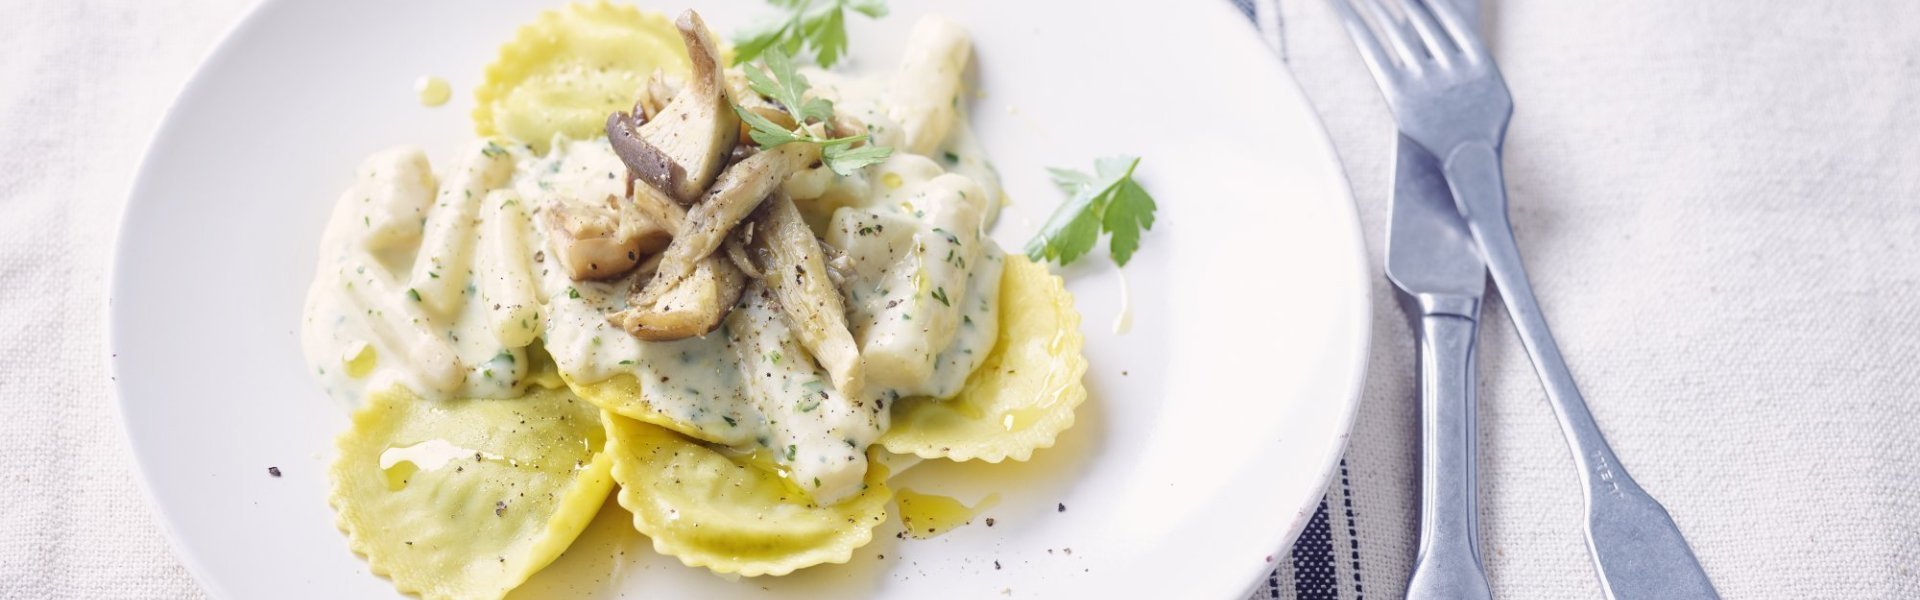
(1328, 1, 1720, 598)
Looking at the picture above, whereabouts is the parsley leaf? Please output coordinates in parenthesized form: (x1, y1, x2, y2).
(802, 5, 848, 68)
(733, 48, 893, 176)
(1046, 167, 1096, 196)
(1097, 159, 1156, 266)
(822, 142, 892, 173)
(737, 107, 802, 147)
(1026, 156, 1157, 268)
(744, 50, 830, 123)
(843, 0, 888, 18)
(734, 0, 889, 68)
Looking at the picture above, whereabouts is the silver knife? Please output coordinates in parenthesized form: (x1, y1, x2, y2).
(1383, 1, 1493, 598)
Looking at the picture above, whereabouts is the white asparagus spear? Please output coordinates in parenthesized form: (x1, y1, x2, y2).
(340, 253, 463, 394)
(825, 161, 986, 392)
(407, 142, 513, 316)
(887, 16, 972, 155)
(350, 146, 436, 252)
(477, 190, 542, 348)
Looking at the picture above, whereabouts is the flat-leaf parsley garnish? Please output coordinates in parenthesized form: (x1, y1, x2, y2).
(733, 48, 893, 176)
(734, 0, 889, 68)
(1026, 156, 1157, 267)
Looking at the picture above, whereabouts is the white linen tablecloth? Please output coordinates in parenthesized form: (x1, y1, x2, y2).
(2, 1, 1915, 598)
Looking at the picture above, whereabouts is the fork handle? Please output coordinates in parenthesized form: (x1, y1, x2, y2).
(1442, 142, 1622, 485)
(1441, 142, 1719, 600)
(1406, 297, 1493, 600)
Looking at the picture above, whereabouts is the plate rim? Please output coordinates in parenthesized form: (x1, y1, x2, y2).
(104, 1, 1375, 597)
(1217, 14, 1374, 598)
(106, 1, 307, 597)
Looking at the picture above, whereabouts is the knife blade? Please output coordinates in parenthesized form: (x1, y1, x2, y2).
(1385, 140, 1486, 306)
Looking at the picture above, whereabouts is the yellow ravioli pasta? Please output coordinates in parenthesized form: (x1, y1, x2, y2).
(473, 2, 689, 152)
(525, 345, 566, 390)
(566, 373, 719, 444)
(880, 255, 1089, 462)
(329, 384, 613, 600)
(603, 413, 892, 577)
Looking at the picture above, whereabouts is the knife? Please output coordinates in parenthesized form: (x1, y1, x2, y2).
(1382, 1, 1493, 598)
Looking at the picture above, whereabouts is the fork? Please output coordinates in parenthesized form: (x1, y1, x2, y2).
(1328, 1, 1720, 598)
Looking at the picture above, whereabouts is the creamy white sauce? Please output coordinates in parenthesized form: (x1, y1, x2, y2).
(822, 157, 1002, 400)
(727, 286, 881, 497)
(302, 144, 531, 404)
(1113, 266, 1134, 335)
(805, 69, 1005, 229)
(517, 138, 1003, 503)
(937, 115, 1005, 229)
(304, 27, 1005, 505)
(921, 245, 1004, 397)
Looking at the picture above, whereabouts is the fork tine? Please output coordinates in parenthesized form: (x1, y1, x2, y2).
(1328, 0, 1407, 88)
(1395, 0, 1456, 68)
(1353, 0, 1427, 73)
(1412, 0, 1488, 62)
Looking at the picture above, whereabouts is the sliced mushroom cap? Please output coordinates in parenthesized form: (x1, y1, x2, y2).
(752, 193, 864, 395)
(725, 222, 763, 279)
(611, 143, 818, 341)
(628, 179, 688, 232)
(540, 195, 671, 281)
(611, 253, 746, 341)
(607, 10, 738, 203)
(821, 241, 854, 290)
(648, 142, 823, 287)
(638, 69, 683, 122)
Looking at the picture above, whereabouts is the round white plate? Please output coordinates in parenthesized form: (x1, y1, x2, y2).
(110, 0, 1370, 597)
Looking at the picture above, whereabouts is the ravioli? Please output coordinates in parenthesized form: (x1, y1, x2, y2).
(567, 373, 724, 444)
(880, 255, 1089, 462)
(329, 383, 613, 600)
(474, 2, 690, 152)
(603, 413, 892, 576)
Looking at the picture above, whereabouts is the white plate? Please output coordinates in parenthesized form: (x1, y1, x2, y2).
(109, 0, 1370, 597)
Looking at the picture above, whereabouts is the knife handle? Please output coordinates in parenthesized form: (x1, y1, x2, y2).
(1407, 296, 1493, 600)
(1441, 142, 1719, 599)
